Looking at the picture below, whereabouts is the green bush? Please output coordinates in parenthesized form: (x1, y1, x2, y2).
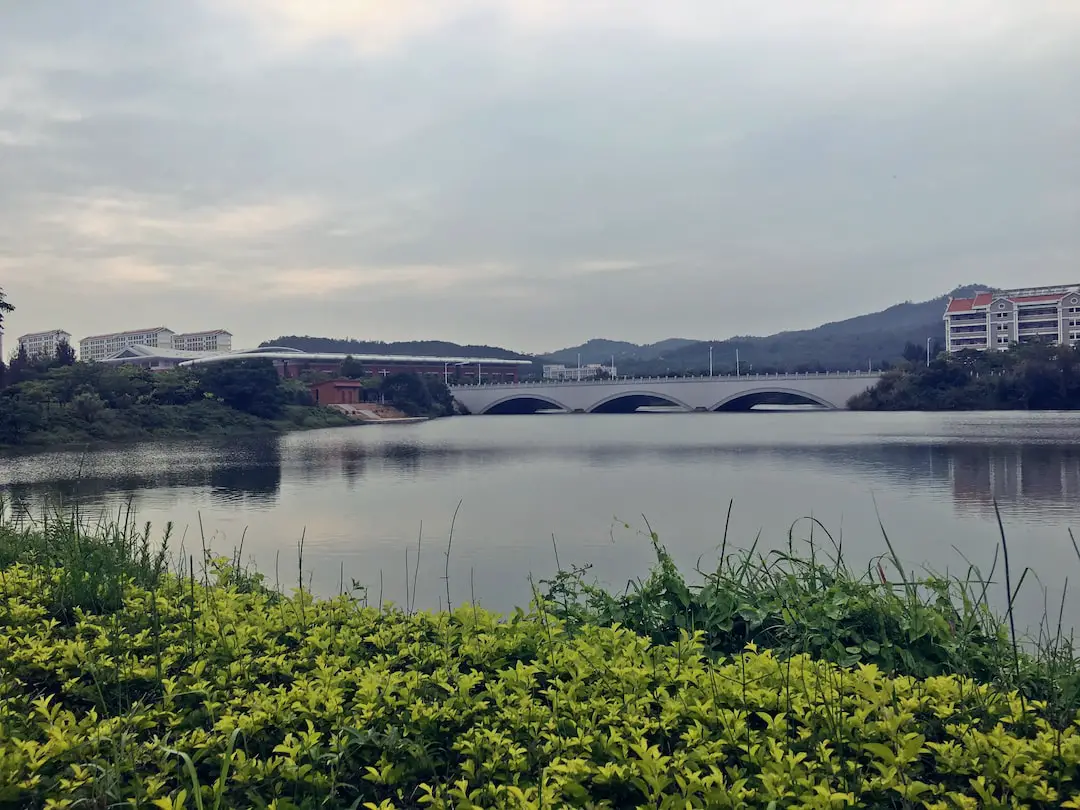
(0, 559, 1079, 807)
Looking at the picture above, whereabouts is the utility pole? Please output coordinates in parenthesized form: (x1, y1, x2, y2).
(709, 345, 713, 377)
(736, 348, 741, 376)
(577, 352, 581, 382)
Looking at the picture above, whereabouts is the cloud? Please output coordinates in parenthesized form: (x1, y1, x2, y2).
(0, 1, 1078, 351)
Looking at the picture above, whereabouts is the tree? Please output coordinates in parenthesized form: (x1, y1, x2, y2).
(55, 339, 76, 366)
(901, 342, 923, 364)
(380, 372, 433, 417)
(0, 286, 13, 332)
(339, 355, 368, 379)
(196, 359, 287, 419)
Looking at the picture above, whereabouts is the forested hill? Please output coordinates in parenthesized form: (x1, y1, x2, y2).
(597, 285, 988, 376)
(260, 336, 532, 360)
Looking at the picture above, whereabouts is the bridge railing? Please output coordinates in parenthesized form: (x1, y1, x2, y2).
(450, 370, 884, 389)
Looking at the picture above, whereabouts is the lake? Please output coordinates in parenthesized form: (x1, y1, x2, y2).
(3, 412, 1079, 629)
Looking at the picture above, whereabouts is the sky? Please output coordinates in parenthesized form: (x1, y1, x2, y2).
(1, 1, 1078, 354)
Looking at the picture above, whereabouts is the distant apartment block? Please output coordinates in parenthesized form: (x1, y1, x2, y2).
(171, 330, 232, 353)
(944, 284, 1080, 353)
(17, 329, 72, 358)
(79, 327, 176, 362)
(542, 363, 618, 381)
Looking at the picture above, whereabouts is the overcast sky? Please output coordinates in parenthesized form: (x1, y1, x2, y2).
(1, 1, 1078, 353)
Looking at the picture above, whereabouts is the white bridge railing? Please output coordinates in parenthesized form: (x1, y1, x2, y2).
(450, 370, 883, 390)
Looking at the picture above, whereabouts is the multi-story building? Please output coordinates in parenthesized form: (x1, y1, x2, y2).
(79, 327, 176, 362)
(171, 330, 232, 353)
(17, 329, 72, 358)
(944, 284, 1080, 353)
(542, 363, 618, 381)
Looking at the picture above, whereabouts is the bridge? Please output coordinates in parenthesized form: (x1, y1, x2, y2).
(450, 371, 882, 414)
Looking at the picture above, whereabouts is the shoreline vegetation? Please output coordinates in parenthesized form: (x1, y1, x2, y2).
(1, 506, 1079, 807)
(0, 354, 455, 452)
(850, 343, 1080, 410)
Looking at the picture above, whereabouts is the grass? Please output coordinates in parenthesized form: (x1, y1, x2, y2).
(1, 502, 1079, 807)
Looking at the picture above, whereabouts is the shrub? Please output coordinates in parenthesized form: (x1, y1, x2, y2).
(2, 560, 1080, 808)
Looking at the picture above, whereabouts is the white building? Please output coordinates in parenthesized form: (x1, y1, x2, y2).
(17, 329, 72, 358)
(172, 330, 232, 353)
(99, 344, 219, 371)
(944, 284, 1080, 353)
(542, 363, 618, 381)
(79, 327, 176, 362)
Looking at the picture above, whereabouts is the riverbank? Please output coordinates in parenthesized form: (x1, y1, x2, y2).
(1, 513, 1078, 807)
(850, 343, 1080, 410)
(0, 401, 354, 452)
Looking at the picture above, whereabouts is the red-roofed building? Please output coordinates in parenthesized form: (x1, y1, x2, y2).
(944, 285, 1080, 353)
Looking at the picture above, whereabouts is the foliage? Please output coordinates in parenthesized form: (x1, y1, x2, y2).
(1, 545, 1079, 808)
(541, 523, 1080, 723)
(0, 287, 13, 335)
(338, 355, 368, 379)
(0, 360, 350, 449)
(380, 372, 454, 418)
(850, 343, 1080, 410)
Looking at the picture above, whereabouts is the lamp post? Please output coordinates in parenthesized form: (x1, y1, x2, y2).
(736, 348, 741, 376)
(926, 337, 932, 366)
(709, 345, 713, 377)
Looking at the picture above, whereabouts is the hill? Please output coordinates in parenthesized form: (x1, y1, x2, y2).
(545, 338, 697, 365)
(260, 336, 532, 361)
(262, 285, 986, 378)
(555, 285, 987, 376)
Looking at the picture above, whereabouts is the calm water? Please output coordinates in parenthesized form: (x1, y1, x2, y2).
(3, 412, 1080, 628)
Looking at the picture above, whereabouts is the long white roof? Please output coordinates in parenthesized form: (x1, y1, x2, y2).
(177, 349, 532, 367)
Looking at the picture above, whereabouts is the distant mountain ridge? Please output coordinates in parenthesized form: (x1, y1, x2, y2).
(261, 285, 984, 377)
(543, 285, 985, 375)
(259, 336, 532, 360)
(544, 338, 698, 365)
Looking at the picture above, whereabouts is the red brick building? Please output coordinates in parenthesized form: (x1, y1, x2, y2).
(309, 379, 370, 406)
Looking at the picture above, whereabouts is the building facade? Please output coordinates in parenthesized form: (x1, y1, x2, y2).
(79, 327, 176, 362)
(16, 329, 72, 358)
(542, 363, 617, 381)
(944, 284, 1080, 353)
(171, 330, 232, 353)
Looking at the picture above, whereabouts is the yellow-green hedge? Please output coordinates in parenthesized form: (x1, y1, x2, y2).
(1, 562, 1079, 809)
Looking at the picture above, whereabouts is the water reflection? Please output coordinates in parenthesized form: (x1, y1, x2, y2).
(4, 432, 1080, 521)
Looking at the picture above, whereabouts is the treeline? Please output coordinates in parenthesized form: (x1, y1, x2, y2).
(0, 356, 346, 448)
(849, 343, 1080, 410)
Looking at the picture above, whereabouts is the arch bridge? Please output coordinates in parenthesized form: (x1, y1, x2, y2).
(450, 372, 881, 414)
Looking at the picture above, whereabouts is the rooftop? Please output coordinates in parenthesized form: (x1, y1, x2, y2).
(17, 329, 72, 340)
(178, 349, 531, 368)
(81, 327, 173, 341)
(99, 345, 225, 362)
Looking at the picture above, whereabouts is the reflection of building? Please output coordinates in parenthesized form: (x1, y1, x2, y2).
(542, 363, 617, 381)
(949, 445, 1080, 512)
(80, 327, 176, 361)
(944, 284, 1080, 352)
(17, 329, 72, 358)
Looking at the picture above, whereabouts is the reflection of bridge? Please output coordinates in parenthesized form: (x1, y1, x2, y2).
(450, 372, 882, 414)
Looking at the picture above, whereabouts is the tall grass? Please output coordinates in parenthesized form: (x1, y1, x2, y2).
(540, 508, 1080, 725)
(2, 497, 1078, 724)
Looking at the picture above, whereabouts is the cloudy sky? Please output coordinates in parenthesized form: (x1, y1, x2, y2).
(1, 1, 1078, 353)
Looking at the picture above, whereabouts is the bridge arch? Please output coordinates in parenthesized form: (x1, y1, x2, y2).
(477, 393, 571, 415)
(587, 390, 693, 414)
(710, 387, 837, 412)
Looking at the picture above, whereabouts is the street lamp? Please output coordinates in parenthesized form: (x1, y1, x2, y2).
(926, 337, 932, 365)
(709, 345, 713, 377)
